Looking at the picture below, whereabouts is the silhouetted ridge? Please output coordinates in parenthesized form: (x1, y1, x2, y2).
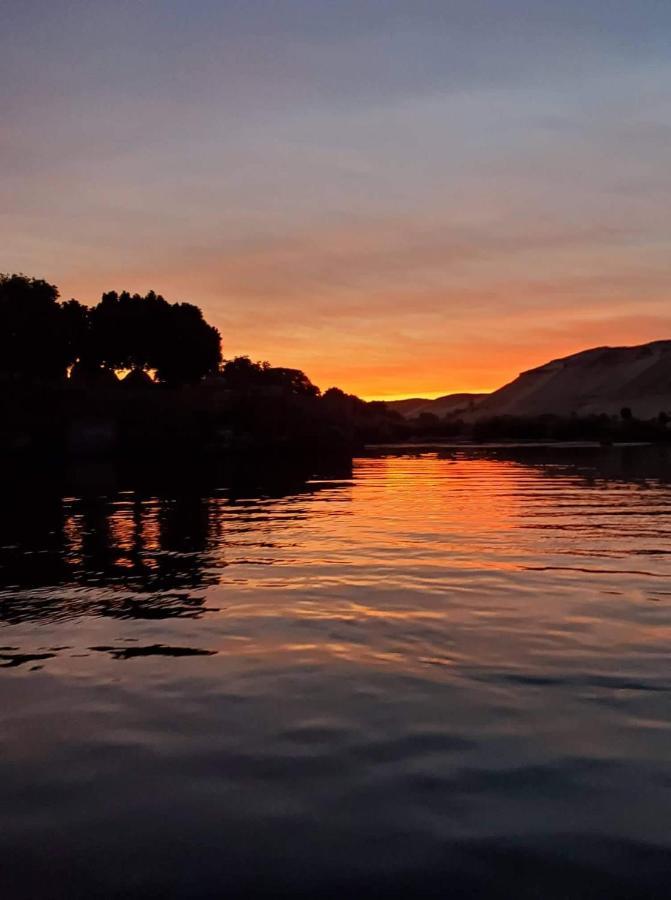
(384, 393, 486, 419)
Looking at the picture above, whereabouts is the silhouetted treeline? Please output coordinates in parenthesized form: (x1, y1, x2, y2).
(390, 410, 671, 443)
(0, 274, 221, 385)
(220, 356, 320, 396)
(0, 273, 404, 458)
(3, 272, 669, 459)
(471, 412, 671, 442)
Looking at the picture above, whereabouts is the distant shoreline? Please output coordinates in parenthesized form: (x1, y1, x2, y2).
(365, 440, 656, 452)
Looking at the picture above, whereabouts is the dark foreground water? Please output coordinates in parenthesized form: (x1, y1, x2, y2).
(1, 446, 670, 899)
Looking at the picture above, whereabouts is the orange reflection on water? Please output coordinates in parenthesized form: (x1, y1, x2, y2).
(4, 451, 671, 684)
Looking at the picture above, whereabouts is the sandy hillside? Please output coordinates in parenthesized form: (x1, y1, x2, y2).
(475, 341, 671, 419)
(385, 341, 671, 420)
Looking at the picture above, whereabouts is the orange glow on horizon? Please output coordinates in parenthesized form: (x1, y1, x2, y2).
(54, 268, 671, 404)
(4, 3, 670, 410)
(362, 387, 495, 402)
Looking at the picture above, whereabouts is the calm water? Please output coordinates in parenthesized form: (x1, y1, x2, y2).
(1, 447, 670, 898)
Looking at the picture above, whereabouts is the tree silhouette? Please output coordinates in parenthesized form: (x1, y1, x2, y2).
(86, 290, 221, 384)
(0, 274, 82, 380)
(0, 274, 223, 385)
(221, 357, 271, 390)
(59, 299, 89, 368)
(221, 357, 319, 396)
(89, 290, 164, 372)
(323, 386, 366, 414)
(153, 302, 221, 385)
(265, 367, 320, 397)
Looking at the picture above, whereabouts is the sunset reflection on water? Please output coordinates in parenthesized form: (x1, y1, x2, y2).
(0, 448, 670, 898)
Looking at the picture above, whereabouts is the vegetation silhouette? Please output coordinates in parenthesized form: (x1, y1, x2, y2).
(0, 274, 79, 381)
(1, 272, 669, 460)
(220, 356, 320, 396)
(0, 275, 223, 386)
(0, 273, 405, 459)
(380, 408, 671, 446)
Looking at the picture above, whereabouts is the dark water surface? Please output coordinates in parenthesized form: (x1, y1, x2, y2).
(1, 447, 670, 898)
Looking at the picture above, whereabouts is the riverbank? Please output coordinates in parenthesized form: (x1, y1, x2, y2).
(0, 381, 367, 461)
(366, 440, 655, 451)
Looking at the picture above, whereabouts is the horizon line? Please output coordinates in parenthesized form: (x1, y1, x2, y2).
(362, 388, 493, 403)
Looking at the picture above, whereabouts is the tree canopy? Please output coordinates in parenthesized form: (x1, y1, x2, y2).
(87, 290, 221, 384)
(0, 275, 221, 385)
(0, 274, 82, 380)
(221, 357, 320, 396)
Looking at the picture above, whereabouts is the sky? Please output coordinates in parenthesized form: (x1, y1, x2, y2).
(2, 1, 670, 399)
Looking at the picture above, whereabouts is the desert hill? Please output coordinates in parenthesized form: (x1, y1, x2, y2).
(476, 341, 671, 419)
(385, 341, 671, 421)
(384, 393, 486, 419)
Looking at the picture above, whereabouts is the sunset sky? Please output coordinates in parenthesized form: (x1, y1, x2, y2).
(2, 1, 670, 399)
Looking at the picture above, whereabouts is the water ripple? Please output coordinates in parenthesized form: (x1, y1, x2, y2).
(1, 446, 670, 896)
